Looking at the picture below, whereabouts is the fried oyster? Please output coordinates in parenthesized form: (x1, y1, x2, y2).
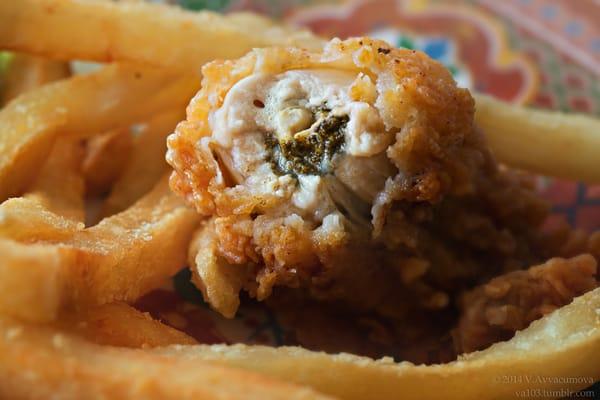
(167, 38, 598, 357)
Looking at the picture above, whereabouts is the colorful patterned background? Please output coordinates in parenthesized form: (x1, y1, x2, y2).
(143, 0, 600, 373)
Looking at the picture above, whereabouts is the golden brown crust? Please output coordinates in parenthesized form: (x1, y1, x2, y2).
(453, 254, 598, 354)
(167, 38, 485, 316)
(167, 37, 477, 219)
(168, 37, 598, 353)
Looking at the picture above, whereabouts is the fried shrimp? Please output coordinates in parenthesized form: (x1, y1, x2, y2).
(167, 38, 597, 335)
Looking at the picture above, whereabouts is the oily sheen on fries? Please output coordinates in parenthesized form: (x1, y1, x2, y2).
(26, 138, 85, 222)
(475, 94, 600, 183)
(0, 0, 322, 72)
(0, 239, 75, 322)
(154, 288, 600, 400)
(71, 178, 199, 308)
(60, 302, 197, 348)
(0, 198, 83, 242)
(0, 63, 197, 201)
(0, 179, 200, 322)
(0, 317, 331, 400)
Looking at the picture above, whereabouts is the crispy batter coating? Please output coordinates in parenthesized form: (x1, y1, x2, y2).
(168, 37, 477, 217)
(168, 38, 486, 316)
(168, 38, 598, 356)
(453, 253, 598, 354)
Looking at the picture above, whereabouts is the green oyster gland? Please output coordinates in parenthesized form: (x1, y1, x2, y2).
(266, 107, 348, 176)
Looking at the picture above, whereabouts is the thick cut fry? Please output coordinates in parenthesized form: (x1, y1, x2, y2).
(0, 138, 85, 242)
(0, 239, 74, 322)
(102, 109, 184, 217)
(0, 178, 200, 322)
(0, 63, 198, 201)
(0, 317, 331, 400)
(26, 138, 85, 222)
(83, 128, 132, 197)
(155, 288, 600, 400)
(0, 198, 83, 242)
(60, 302, 197, 348)
(475, 94, 600, 183)
(71, 177, 200, 307)
(1, 53, 70, 105)
(0, 0, 323, 72)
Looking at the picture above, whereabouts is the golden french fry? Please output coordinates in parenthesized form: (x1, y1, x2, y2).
(60, 302, 197, 348)
(0, 198, 83, 243)
(83, 128, 132, 197)
(102, 109, 184, 216)
(0, 145, 84, 320)
(72, 177, 200, 307)
(76, 177, 197, 296)
(0, 239, 74, 322)
(0, 316, 331, 400)
(26, 138, 85, 222)
(0, 178, 200, 322)
(0, 63, 198, 201)
(474, 94, 600, 183)
(0, 0, 323, 72)
(1, 53, 70, 105)
(0, 138, 85, 242)
(155, 288, 600, 400)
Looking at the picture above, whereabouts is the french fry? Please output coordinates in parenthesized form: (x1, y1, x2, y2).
(83, 128, 132, 197)
(60, 302, 197, 348)
(0, 0, 323, 72)
(0, 138, 85, 242)
(26, 138, 85, 222)
(0, 63, 198, 201)
(0, 53, 83, 222)
(0, 53, 70, 105)
(0, 239, 74, 322)
(0, 178, 200, 322)
(0, 198, 83, 243)
(155, 288, 600, 400)
(0, 316, 331, 400)
(102, 109, 184, 216)
(475, 94, 600, 183)
(70, 178, 200, 308)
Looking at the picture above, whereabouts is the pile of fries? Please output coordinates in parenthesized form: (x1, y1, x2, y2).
(0, 1, 598, 399)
